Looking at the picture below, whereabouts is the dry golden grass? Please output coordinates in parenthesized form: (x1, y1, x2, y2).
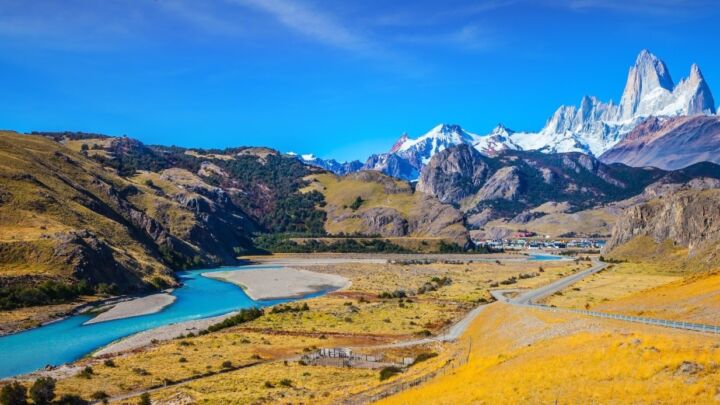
(578, 236, 720, 324)
(54, 331, 364, 399)
(148, 343, 455, 405)
(0, 132, 170, 281)
(379, 304, 720, 405)
(484, 206, 618, 238)
(62, 137, 113, 158)
(542, 263, 681, 310)
(595, 271, 720, 325)
(303, 172, 418, 235)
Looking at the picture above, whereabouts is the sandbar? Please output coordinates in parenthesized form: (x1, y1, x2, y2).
(203, 267, 349, 301)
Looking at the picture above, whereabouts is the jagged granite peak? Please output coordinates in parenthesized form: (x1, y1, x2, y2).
(674, 63, 716, 115)
(359, 50, 716, 180)
(512, 49, 716, 157)
(619, 49, 675, 118)
(416, 144, 493, 204)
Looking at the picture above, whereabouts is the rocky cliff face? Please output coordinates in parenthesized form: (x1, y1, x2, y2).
(600, 115, 720, 170)
(605, 187, 720, 257)
(417, 145, 683, 219)
(416, 144, 492, 204)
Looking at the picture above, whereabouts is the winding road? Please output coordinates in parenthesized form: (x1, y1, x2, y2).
(493, 259, 720, 335)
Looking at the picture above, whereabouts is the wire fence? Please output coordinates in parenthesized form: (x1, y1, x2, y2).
(341, 348, 470, 405)
(519, 303, 720, 334)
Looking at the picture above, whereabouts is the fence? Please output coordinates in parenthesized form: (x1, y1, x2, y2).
(519, 304, 720, 334)
(341, 348, 470, 405)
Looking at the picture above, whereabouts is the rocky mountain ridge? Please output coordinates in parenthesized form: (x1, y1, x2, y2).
(308, 50, 717, 181)
(599, 114, 720, 170)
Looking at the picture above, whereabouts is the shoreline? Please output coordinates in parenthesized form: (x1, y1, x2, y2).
(83, 293, 177, 325)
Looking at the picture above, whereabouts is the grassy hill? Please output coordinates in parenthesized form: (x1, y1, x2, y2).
(0, 132, 260, 310)
(302, 171, 469, 245)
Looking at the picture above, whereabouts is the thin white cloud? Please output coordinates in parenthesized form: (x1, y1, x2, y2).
(393, 25, 497, 52)
(560, 0, 714, 14)
(230, 0, 373, 53)
(157, 1, 247, 37)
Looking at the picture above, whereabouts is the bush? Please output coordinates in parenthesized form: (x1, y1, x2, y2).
(30, 377, 56, 405)
(253, 235, 411, 254)
(132, 368, 150, 376)
(0, 280, 95, 310)
(412, 352, 438, 365)
(378, 290, 406, 299)
(78, 366, 94, 379)
(379, 366, 402, 381)
(138, 393, 151, 405)
(0, 382, 27, 405)
(349, 196, 364, 210)
(90, 391, 109, 404)
(55, 394, 89, 405)
(206, 308, 264, 333)
(270, 303, 310, 314)
(279, 379, 293, 387)
(103, 359, 116, 367)
(221, 360, 233, 369)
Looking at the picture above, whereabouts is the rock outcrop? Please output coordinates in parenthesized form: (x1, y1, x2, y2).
(605, 187, 720, 256)
(416, 144, 492, 204)
(474, 166, 522, 201)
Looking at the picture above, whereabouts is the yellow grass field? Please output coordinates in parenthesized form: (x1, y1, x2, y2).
(378, 304, 720, 405)
(542, 263, 681, 309)
(37, 257, 578, 403)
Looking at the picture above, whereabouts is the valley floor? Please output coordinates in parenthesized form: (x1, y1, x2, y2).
(3, 253, 576, 404)
(5, 252, 720, 405)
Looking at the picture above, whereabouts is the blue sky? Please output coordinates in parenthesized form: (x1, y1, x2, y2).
(1, 0, 719, 161)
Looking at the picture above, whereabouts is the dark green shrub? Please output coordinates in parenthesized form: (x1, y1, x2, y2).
(0, 382, 27, 405)
(29, 377, 55, 405)
(379, 366, 402, 381)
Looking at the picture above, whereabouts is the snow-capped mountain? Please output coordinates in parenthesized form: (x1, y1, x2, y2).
(511, 49, 715, 156)
(364, 50, 716, 180)
(287, 152, 363, 175)
(363, 124, 483, 180)
(298, 50, 716, 181)
(473, 124, 521, 155)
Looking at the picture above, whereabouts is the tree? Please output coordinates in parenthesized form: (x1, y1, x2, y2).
(29, 377, 56, 405)
(55, 394, 88, 405)
(90, 391, 109, 404)
(0, 382, 27, 405)
(138, 393, 151, 405)
(349, 196, 364, 211)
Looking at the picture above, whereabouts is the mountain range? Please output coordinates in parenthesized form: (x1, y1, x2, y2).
(299, 50, 718, 180)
